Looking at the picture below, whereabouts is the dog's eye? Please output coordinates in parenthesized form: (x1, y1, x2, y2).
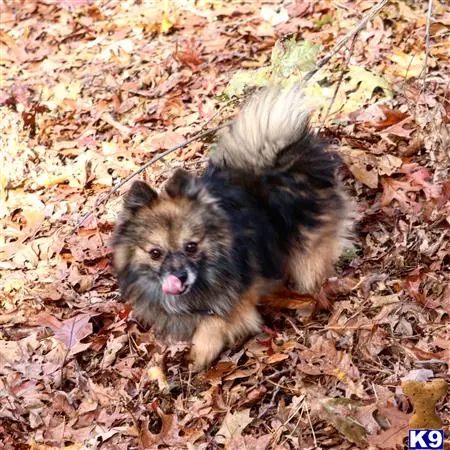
(149, 249, 163, 260)
(184, 242, 198, 254)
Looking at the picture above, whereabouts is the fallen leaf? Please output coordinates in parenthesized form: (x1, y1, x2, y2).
(147, 130, 186, 151)
(381, 118, 414, 138)
(341, 148, 379, 188)
(262, 287, 315, 311)
(141, 409, 185, 448)
(401, 369, 434, 382)
(266, 353, 290, 364)
(226, 434, 271, 450)
(389, 50, 427, 78)
(369, 105, 409, 131)
(343, 66, 394, 112)
(101, 334, 127, 368)
(216, 409, 254, 444)
(160, 14, 174, 33)
(377, 155, 403, 176)
(29, 442, 84, 450)
(367, 406, 410, 449)
(35, 313, 95, 358)
(147, 366, 170, 392)
(203, 361, 236, 384)
(381, 177, 421, 208)
(260, 6, 289, 26)
(319, 398, 368, 446)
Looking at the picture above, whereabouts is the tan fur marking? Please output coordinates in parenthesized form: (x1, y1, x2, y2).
(190, 285, 262, 369)
(287, 230, 338, 293)
(113, 245, 130, 272)
(149, 197, 191, 249)
(287, 190, 353, 293)
(135, 196, 229, 253)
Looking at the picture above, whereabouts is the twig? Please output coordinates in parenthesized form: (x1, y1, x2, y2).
(305, 400, 317, 448)
(59, 318, 76, 387)
(280, 402, 306, 448)
(285, 317, 303, 335)
(202, 97, 237, 130)
(101, 112, 132, 136)
(128, 89, 156, 99)
(75, 122, 229, 230)
(261, 367, 293, 384)
(75, 0, 389, 231)
(270, 395, 305, 446)
(422, 0, 433, 91)
(320, 35, 357, 129)
(414, 358, 448, 365)
(402, 54, 417, 112)
(301, 0, 389, 86)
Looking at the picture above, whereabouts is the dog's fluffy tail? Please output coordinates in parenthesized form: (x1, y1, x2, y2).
(212, 85, 323, 174)
(210, 85, 353, 292)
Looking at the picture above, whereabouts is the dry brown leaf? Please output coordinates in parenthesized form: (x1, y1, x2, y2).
(262, 287, 315, 310)
(203, 361, 236, 384)
(371, 105, 409, 131)
(141, 408, 185, 448)
(226, 434, 271, 450)
(366, 406, 410, 449)
(216, 409, 254, 444)
(341, 148, 402, 188)
(29, 443, 84, 450)
(35, 312, 95, 357)
(341, 148, 379, 188)
(147, 130, 186, 151)
(381, 118, 414, 138)
(266, 353, 290, 364)
(318, 398, 368, 446)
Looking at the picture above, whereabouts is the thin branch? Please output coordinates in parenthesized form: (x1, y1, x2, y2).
(75, 0, 389, 231)
(301, 0, 389, 86)
(75, 122, 229, 230)
(422, 0, 433, 91)
(320, 34, 357, 129)
(305, 400, 318, 448)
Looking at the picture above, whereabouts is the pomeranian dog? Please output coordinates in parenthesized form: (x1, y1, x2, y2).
(112, 85, 352, 369)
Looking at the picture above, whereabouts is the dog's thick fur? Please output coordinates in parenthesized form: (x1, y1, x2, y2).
(112, 85, 352, 369)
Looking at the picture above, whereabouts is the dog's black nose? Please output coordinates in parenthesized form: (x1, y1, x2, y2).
(172, 270, 188, 284)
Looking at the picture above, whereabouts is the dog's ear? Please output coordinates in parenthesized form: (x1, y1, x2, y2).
(124, 181, 158, 212)
(165, 169, 201, 199)
(165, 169, 217, 206)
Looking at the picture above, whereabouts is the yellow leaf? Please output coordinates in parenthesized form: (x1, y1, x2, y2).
(160, 14, 174, 33)
(334, 368, 349, 382)
(29, 442, 84, 450)
(102, 140, 120, 155)
(2, 278, 24, 293)
(53, 80, 82, 104)
(36, 173, 71, 187)
(266, 353, 289, 364)
(390, 50, 426, 78)
(148, 366, 170, 392)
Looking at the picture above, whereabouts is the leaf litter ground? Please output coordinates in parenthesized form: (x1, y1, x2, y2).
(0, 1, 449, 449)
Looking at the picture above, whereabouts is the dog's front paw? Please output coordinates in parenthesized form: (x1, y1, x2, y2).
(189, 319, 227, 371)
(189, 336, 225, 371)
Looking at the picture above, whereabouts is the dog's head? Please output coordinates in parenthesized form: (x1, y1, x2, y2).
(112, 170, 232, 314)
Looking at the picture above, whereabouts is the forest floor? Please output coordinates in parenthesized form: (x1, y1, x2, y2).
(0, 0, 449, 449)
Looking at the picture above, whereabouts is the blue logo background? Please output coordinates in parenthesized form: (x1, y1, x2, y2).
(408, 429, 444, 450)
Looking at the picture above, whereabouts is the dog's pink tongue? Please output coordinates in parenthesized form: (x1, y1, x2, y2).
(162, 275, 183, 295)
